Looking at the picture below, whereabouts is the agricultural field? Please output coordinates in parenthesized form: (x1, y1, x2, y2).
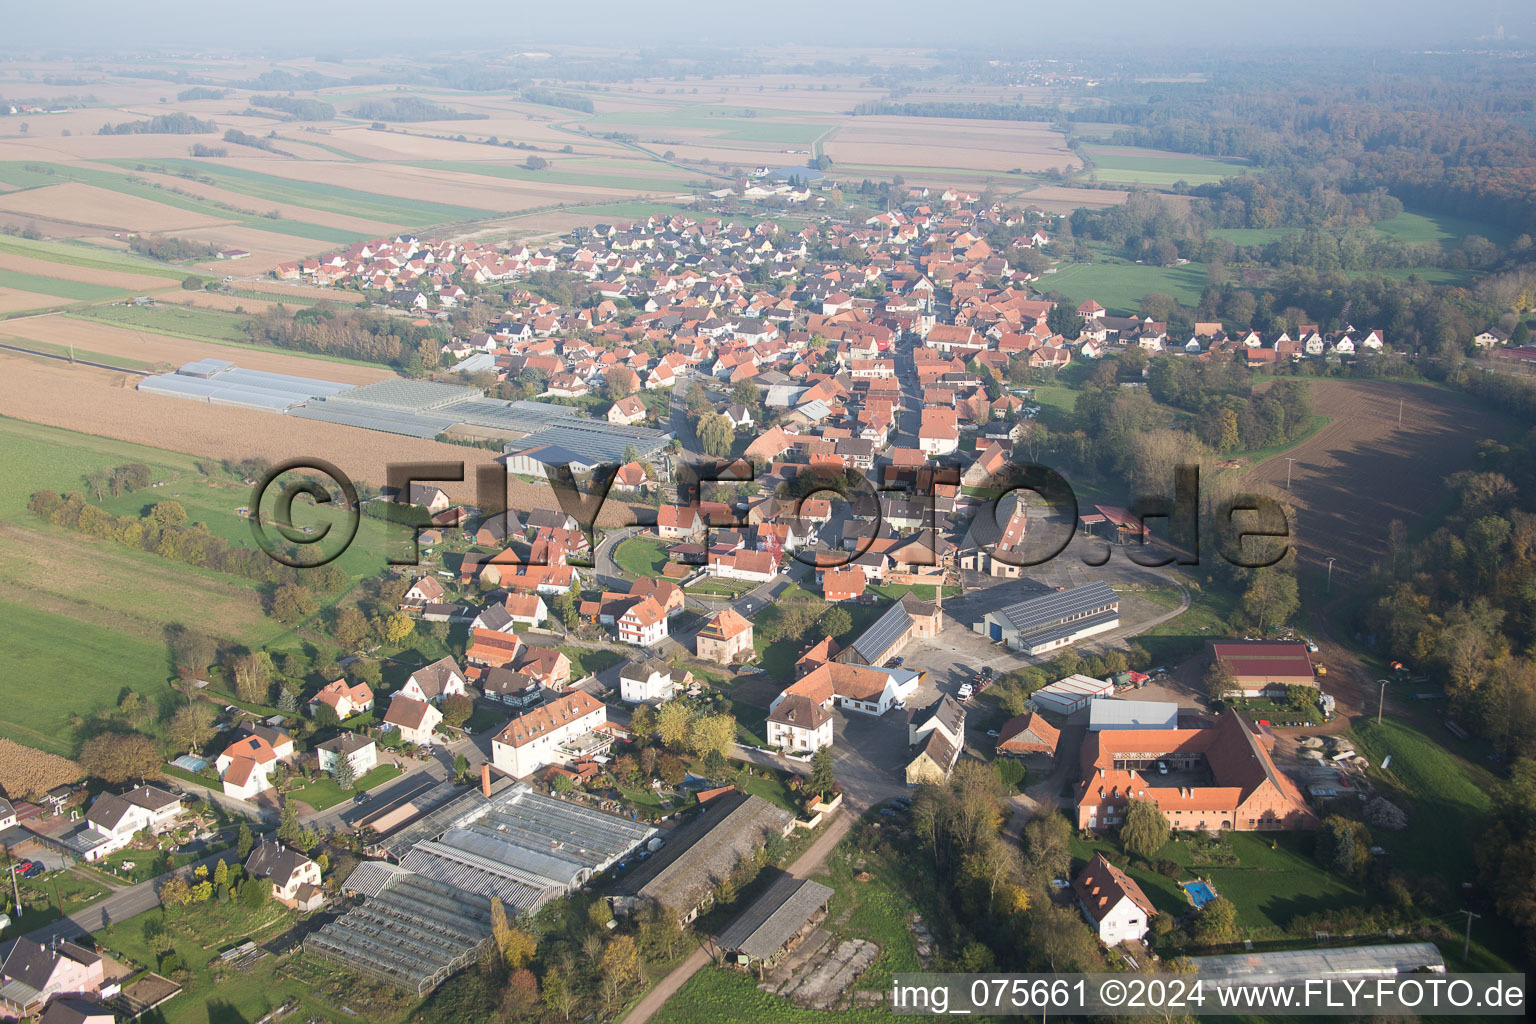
(1373, 207, 1516, 248)
(1084, 145, 1251, 187)
(1238, 380, 1519, 576)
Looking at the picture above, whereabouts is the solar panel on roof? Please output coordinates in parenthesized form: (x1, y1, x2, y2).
(998, 581, 1119, 633)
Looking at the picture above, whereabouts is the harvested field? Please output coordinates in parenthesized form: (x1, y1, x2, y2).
(0, 182, 233, 233)
(125, 167, 402, 236)
(0, 314, 393, 383)
(0, 351, 642, 525)
(1238, 380, 1517, 580)
(0, 288, 64, 313)
(823, 117, 1078, 174)
(1016, 185, 1130, 214)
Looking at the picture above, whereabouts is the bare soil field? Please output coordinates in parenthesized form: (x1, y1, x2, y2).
(0, 250, 173, 292)
(0, 182, 232, 233)
(1238, 380, 1516, 580)
(126, 168, 401, 235)
(0, 351, 641, 525)
(1016, 185, 1130, 213)
(0, 315, 393, 384)
(0, 288, 63, 313)
(823, 117, 1079, 174)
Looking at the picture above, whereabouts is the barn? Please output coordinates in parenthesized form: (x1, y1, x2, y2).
(976, 582, 1120, 655)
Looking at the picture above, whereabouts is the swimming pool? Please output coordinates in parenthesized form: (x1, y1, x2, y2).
(1183, 881, 1217, 908)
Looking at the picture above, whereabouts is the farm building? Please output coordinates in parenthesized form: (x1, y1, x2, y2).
(835, 591, 941, 667)
(1075, 712, 1318, 834)
(1089, 699, 1179, 731)
(608, 791, 794, 923)
(1030, 674, 1114, 716)
(715, 873, 835, 968)
(308, 776, 654, 995)
(975, 581, 1120, 655)
(138, 359, 354, 412)
(995, 712, 1061, 758)
(1208, 640, 1316, 697)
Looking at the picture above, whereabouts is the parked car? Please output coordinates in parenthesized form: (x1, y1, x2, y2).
(10, 860, 34, 875)
(21, 862, 44, 879)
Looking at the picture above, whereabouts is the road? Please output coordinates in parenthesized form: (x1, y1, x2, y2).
(18, 850, 226, 946)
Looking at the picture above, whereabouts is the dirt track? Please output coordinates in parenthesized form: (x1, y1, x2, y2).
(1239, 379, 1516, 582)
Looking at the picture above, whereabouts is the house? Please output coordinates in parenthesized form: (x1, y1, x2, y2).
(402, 575, 445, 604)
(316, 733, 378, 779)
(403, 483, 451, 515)
(1073, 852, 1156, 946)
(612, 461, 654, 493)
(473, 510, 524, 546)
(466, 628, 525, 667)
(707, 548, 777, 583)
(722, 403, 753, 428)
(491, 690, 609, 778)
(617, 594, 668, 647)
(905, 695, 966, 785)
(512, 643, 572, 690)
(657, 504, 705, 541)
(215, 734, 280, 800)
(67, 785, 183, 861)
(246, 841, 325, 911)
(607, 395, 648, 426)
(480, 667, 543, 708)
(0, 939, 105, 1019)
(695, 608, 754, 664)
(400, 656, 468, 704)
(308, 679, 374, 721)
(631, 577, 687, 618)
(996, 712, 1061, 759)
(381, 695, 443, 746)
(820, 565, 867, 602)
(619, 658, 690, 704)
(0, 798, 14, 831)
(767, 694, 835, 753)
(502, 592, 549, 628)
(918, 407, 959, 456)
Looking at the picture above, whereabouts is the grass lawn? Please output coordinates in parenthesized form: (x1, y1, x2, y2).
(560, 645, 624, 678)
(1372, 207, 1516, 248)
(95, 841, 238, 885)
(15, 870, 111, 922)
(286, 763, 402, 811)
(1348, 718, 1493, 883)
(613, 536, 671, 577)
(1133, 575, 1236, 667)
(1044, 258, 1209, 313)
(1070, 830, 1369, 937)
(729, 699, 769, 747)
(1086, 147, 1250, 188)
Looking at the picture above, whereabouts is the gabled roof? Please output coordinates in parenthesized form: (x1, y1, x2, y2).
(246, 841, 314, 884)
(1073, 851, 1156, 922)
(494, 690, 605, 749)
(407, 655, 465, 698)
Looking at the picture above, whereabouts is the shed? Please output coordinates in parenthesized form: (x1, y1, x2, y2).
(1030, 674, 1114, 716)
(715, 873, 834, 965)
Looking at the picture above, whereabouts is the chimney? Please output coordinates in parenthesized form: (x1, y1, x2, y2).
(480, 764, 492, 798)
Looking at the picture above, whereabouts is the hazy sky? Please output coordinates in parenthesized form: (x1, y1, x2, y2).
(6, 1, 1533, 53)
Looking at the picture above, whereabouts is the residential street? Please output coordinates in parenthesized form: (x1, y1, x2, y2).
(17, 850, 226, 946)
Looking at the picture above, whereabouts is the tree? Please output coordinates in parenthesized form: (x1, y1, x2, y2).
(332, 753, 356, 790)
(453, 753, 470, 782)
(240, 876, 269, 909)
(79, 732, 161, 783)
(441, 693, 474, 729)
(311, 702, 340, 730)
(696, 412, 735, 456)
(656, 701, 694, 751)
(159, 876, 192, 909)
(1314, 815, 1372, 876)
(821, 607, 852, 639)
(524, 155, 548, 171)
(703, 748, 727, 778)
(381, 611, 415, 647)
(1191, 896, 1239, 945)
(276, 800, 303, 846)
(542, 972, 578, 1021)
(1120, 799, 1170, 860)
(1242, 570, 1300, 632)
(1203, 660, 1235, 704)
(332, 607, 370, 649)
(658, 753, 687, 786)
(599, 933, 641, 988)
(500, 968, 540, 1019)
(630, 704, 656, 739)
(269, 583, 317, 624)
(605, 365, 639, 399)
(809, 747, 836, 799)
(167, 626, 218, 679)
(237, 823, 254, 860)
(730, 379, 760, 406)
(230, 651, 274, 704)
(213, 858, 229, 887)
(1046, 301, 1085, 341)
(688, 712, 736, 760)
(166, 702, 215, 755)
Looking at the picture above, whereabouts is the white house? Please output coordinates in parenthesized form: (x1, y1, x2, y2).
(382, 695, 443, 746)
(399, 656, 467, 705)
(766, 694, 834, 753)
(0, 798, 14, 831)
(1073, 852, 1156, 947)
(315, 733, 378, 778)
(616, 595, 668, 647)
(619, 658, 687, 704)
(245, 842, 324, 911)
(491, 690, 609, 778)
(308, 679, 374, 721)
(215, 734, 281, 800)
(69, 786, 182, 861)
